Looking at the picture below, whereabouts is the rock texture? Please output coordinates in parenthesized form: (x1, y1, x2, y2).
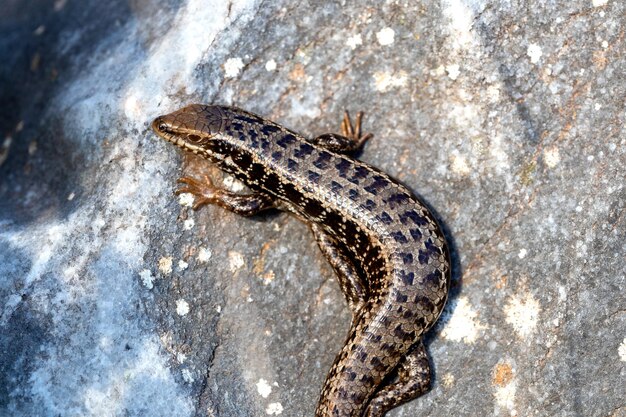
(1, 1, 625, 416)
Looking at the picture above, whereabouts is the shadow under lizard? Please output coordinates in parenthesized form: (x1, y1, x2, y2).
(151, 105, 451, 417)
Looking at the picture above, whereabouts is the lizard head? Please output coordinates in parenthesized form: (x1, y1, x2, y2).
(152, 104, 227, 157)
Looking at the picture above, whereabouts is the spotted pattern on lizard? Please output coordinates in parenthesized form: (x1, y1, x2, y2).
(151, 104, 451, 417)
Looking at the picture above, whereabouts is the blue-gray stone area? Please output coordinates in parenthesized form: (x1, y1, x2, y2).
(0, 1, 624, 417)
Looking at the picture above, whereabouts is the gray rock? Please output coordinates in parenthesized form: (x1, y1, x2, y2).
(1, 0, 624, 416)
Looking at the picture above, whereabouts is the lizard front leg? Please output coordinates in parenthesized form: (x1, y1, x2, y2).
(176, 175, 275, 216)
(309, 111, 373, 154)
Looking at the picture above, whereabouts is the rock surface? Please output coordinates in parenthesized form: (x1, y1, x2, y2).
(1, 0, 625, 416)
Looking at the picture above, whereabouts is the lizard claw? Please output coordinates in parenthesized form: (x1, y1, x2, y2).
(341, 111, 373, 150)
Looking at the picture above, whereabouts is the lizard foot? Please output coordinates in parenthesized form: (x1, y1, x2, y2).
(175, 175, 218, 210)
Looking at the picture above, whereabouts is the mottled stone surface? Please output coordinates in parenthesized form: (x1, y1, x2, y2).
(1, 1, 625, 416)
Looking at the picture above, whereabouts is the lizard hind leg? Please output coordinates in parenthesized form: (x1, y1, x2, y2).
(309, 223, 368, 316)
(363, 340, 432, 417)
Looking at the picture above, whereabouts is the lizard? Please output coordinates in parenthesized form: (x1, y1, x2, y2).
(151, 104, 450, 417)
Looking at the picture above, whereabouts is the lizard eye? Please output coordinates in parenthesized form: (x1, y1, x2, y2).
(158, 122, 168, 132)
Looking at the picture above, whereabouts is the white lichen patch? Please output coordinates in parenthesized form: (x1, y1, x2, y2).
(228, 251, 245, 271)
(494, 379, 517, 411)
(442, 0, 475, 49)
(504, 293, 541, 339)
(224, 57, 244, 78)
(446, 63, 460, 80)
(376, 27, 395, 46)
(266, 402, 284, 415)
(450, 153, 471, 176)
(139, 269, 155, 289)
(346, 33, 362, 50)
(183, 218, 195, 230)
(372, 70, 408, 92)
(543, 147, 560, 168)
(178, 192, 195, 207)
(517, 248, 527, 259)
(527, 43, 543, 64)
(265, 59, 277, 72)
(592, 0, 609, 6)
(442, 373, 455, 388)
(197, 247, 212, 263)
(178, 260, 189, 271)
(261, 270, 276, 285)
(256, 378, 272, 398)
(158, 256, 173, 275)
(487, 85, 501, 101)
(618, 338, 626, 362)
(440, 297, 485, 343)
(176, 299, 190, 316)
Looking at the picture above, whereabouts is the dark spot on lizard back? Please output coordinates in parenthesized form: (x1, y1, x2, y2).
(294, 143, 314, 158)
(335, 159, 351, 177)
(395, 291, 408, 303)
(331, 181, 343, 193)
(399, 271, 414, 285)
(419, 238, 441, 264)
(409, 228, 422, 241)
(415, 295, 435, 314)
(423, 270, 443, 289)
(399, 253, 413, 264)
(313, 151, 332, 169)
(391, 231, 408, 243)
(377, 212, 393, 224)
(287, 158, 299, 172)
(400, 209, 429, 226)
(348, 166, 369, 184)
(276, 133, 296, 147)
(308, 170, 321, 184)
(262, 124, 281, 135)
(364, 175, 389, 195)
